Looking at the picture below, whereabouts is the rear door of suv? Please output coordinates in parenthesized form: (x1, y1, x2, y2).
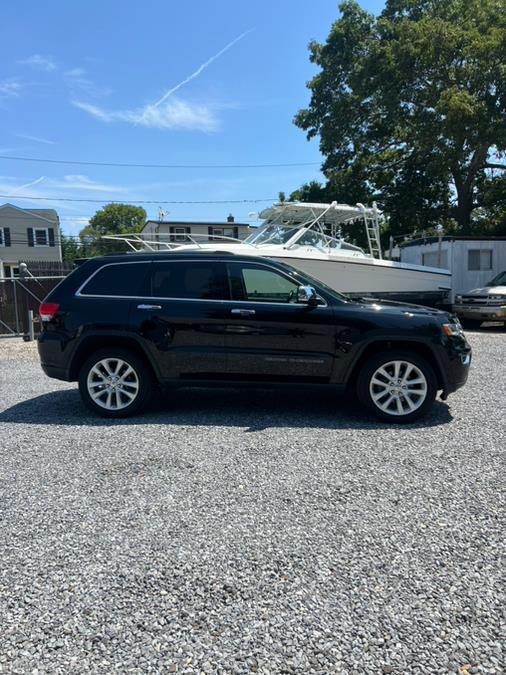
(129, 259, 229, 380)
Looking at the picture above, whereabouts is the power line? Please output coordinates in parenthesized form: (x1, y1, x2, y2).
(0, 154, 321, 170)
(0, 193, 275, 205)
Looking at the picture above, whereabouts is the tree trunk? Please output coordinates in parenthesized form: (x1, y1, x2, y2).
(453, 178, 473, 230)
(451, 146, 488, 231)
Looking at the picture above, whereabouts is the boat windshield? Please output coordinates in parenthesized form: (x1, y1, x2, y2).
(245, 224, 365, 254)
(244, 225, 300, 246)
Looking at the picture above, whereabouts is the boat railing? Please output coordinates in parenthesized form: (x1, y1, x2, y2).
(101, 232, 247, 252)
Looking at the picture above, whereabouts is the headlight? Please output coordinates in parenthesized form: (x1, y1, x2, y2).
(489, 295, 506, 302)
(455, 295, 463, 303)
(442, 322, 464, 337)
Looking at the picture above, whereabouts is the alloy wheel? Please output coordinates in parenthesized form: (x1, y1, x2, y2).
(86, 358, 140, 411)
(369, 360, 428, 416)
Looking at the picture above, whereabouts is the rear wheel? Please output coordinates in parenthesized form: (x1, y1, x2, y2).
(78, 348, 153, 417)
(357, 351, 437, 423)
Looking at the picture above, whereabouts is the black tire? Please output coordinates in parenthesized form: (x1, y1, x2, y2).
(78, 348, 154, 418)
(356, 350, 438, 423)
(460, 318, 482, 329)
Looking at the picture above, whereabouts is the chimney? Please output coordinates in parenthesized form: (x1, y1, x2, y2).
(227, 213, 235, 223)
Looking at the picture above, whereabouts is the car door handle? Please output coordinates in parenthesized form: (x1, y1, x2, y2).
(137, 304, 162, 310)
(231, 308, 256, 316)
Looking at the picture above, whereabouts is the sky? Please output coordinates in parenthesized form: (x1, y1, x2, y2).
(1, 0, 385, 235)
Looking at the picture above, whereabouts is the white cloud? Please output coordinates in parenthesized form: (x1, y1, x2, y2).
(57, 174, 129, 193)
(15, 133, 55, 145)
(71, 29, 251, 132)
(64, 68, 111, 98)
(72, 98, 219, 132)
(18, 54, 56, 71)
(0, 79, 22, 99)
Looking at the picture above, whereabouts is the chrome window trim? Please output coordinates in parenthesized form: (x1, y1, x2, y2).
(75, 260, 152, 297)
(75, 257, 327, 308)
(226, 259, 328, 308)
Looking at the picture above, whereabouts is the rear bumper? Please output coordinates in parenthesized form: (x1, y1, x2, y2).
(40, 362, 71, 381)
(453, 304, 506, 321)
(38, 334, 72, 381)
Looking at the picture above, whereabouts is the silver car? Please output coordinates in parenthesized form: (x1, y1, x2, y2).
(453, 271, 506, 328)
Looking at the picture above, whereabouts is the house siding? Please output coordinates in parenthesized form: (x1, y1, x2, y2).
(0, 204, 62, 276)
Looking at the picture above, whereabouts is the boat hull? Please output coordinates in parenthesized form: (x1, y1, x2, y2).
(268, 254, 451, 301)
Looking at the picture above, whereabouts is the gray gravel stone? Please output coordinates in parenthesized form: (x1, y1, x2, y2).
(0, 329, 504, 674)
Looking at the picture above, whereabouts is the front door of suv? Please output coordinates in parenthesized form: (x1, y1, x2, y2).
(223, 261, 337, 381)
(130, 259, 229, 380)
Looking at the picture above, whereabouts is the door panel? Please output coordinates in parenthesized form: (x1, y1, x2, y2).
(129, 260, 229, 379)
(224, 262, 337, 380)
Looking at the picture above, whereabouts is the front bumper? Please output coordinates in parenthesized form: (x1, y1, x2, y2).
(453, 304, 506, 321)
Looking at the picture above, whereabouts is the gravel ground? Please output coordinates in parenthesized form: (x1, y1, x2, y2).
(0, 330, 504, 674)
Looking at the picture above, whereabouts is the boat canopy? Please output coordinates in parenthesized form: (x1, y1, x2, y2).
(259, 201, 381, 227)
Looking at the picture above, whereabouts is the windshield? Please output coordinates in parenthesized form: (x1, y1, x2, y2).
(244, 225, 300, 246)
(487, 271, 506, 286)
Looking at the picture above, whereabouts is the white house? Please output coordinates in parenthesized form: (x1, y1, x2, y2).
(0, 203, 62, 277)
(400, 236, 506, 300)
(141, 213, 252, 245)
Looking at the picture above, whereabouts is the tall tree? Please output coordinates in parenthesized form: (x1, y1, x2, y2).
(294, 0, 506, 234)
(79, 203, 147, 257)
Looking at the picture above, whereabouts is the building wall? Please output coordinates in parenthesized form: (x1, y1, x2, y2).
(400, 240, 506, 296)
(142, 221, 251, 243)
(0, 204, 62, 276)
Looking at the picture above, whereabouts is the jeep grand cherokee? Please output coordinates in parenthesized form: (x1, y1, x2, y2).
(37, 252, 471, 422)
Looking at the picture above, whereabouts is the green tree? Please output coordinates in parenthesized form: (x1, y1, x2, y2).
(79, 203, 147, 256)
(294, 0, 506, 235)
(60, 233, 81, 261)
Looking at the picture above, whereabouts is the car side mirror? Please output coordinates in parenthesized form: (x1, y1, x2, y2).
(297, 285, 318, 304)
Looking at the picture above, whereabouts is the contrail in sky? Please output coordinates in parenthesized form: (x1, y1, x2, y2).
(153, 28, 252, 108)
(12, 176, 46, 193)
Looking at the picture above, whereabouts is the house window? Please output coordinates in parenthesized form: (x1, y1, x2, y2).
(422, 251, 448, 269)
(34, 228, 49, 247)
(169, 227, 189, 242)
(0, 228, 4, 246)
(468, 249, 492, 271)
(210, 227, 235, 239)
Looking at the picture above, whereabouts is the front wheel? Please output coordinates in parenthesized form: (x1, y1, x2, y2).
(356, 351, 437, 423)
(78, 348, 153, 418)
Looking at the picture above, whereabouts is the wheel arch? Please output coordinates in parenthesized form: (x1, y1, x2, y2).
(345, 340, 446, 391)
(69, 334, 160, 382)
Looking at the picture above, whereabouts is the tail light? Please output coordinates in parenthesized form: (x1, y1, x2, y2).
(39, 302, 60, 321)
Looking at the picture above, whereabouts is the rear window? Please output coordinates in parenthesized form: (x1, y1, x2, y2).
(151, 261, 226, 300)
(80, 262, 151, 296)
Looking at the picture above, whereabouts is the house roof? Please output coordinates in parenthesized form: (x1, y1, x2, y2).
(401, 235, 506, 248)
(0, 203, 59, 224)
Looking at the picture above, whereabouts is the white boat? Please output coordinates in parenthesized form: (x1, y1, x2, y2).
(103, 201, 452, 305)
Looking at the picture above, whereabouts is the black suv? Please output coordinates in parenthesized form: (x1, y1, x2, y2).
(38, 252, 471, 422)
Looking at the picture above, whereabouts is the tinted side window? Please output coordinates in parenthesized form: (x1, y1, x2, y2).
(80, 262, 151, 296)
(231, 265, 299, 302)
(151, 261, 227, 300)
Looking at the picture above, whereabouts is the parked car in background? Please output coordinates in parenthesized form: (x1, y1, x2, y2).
(37, 252, 471, 423)
(453, 271, 506, 328)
